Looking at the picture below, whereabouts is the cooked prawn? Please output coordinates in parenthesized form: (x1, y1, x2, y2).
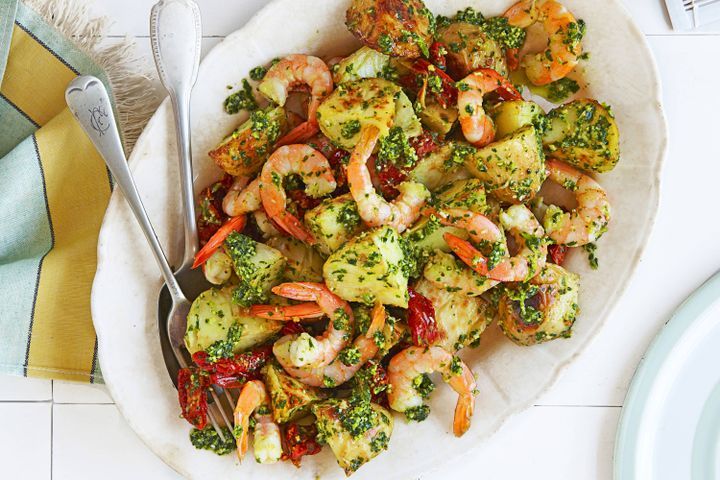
(222, 177, 261, 217)
(435, 205, 547, 283)
(387, 346, 476, 437)
(347, 126, 430, 232)
(543, 159, 611, 246)
(457, 68, 522, 147)
(258, 54, 333, 146)
(278, 306, 387, 388)
(233, 380, 282, 464)
(503, 0, 585, 85)
(253, 210, 282, 239)
(259, 144, 337, 244)
(251, 282, 354, 368)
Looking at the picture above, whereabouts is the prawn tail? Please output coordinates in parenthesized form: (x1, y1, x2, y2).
(453, 394, 475, 437)
(444, 233, 490, 276)
(275, 120, 319, 148)
(366, 302, 386, 338)
(272, 211, 317, 245)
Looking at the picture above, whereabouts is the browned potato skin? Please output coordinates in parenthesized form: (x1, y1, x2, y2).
(498, 264, 580, 346)
(346, 0, 433, 59)
(437, 22, 507, 79)
(208, 108, 287, 177)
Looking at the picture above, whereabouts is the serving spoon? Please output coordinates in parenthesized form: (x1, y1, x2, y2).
(150, 0, 212, 384)
(66, 75, 233, 438)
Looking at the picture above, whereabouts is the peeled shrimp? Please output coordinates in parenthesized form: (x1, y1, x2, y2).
(233, 380, 282, 464)
(259, 144, 336, 244)
(388, 346, 476, 437)
(436, 205, 547, 283)
(503, 0, 585, 85)
(277, 303, 387, 388)
(222, 177, 261, 217)
(347, 126, 430, 233)
(457, 68, 522, 147)
(250, 282, 354, 369)
(543, 159, 610, 246)
(258, 54, 333, 146)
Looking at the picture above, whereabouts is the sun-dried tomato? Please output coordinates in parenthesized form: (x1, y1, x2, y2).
(408, 58, 458, 108)
(197, 175, 233, 244)
(281, 423, 323, 467)
(407, 287, 442, 347)
(409, 131, 440, 159)
(286, 189, 322, 218)
(280, 321, 306, 336)
(192, 345, 272, 389)
(375, 159, 408, 199)
(429, 41, 448, 71)
(547, 244, 568, 265)
(177, 367, 210, 429)
(362, 359, 390, 407)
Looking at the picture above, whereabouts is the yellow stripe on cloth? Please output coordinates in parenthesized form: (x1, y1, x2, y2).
(0, 24, 76, 126)
(26, 108, 111, 382)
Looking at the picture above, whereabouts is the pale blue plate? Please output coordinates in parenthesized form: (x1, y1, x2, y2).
(615, 271, 720, 479)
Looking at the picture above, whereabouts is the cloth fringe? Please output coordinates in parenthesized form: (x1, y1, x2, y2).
(22, 0, 161, 153)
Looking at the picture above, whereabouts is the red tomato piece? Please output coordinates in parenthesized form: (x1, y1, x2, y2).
(407, 287, 442, 346)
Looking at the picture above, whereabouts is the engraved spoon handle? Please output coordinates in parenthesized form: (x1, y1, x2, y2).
(150, 0, 202, 272)
(65, 76, 187, 304)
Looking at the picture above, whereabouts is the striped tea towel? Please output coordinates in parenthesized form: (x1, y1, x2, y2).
(0, 0, 158, 382)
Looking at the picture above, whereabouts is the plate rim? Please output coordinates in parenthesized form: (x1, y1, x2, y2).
(613, 270, 720, 480)
(91, 0, 668, 477)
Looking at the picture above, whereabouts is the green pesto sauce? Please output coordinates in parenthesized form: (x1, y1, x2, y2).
(583, 242, 599, 269)
(249, 65, 267, 81)
(546, 78, 580, 103)
(405, 404, 430, 422)
(377, 126, 418, 168)
(412, 373, 435, 399)
(223, 79, 258, 114)
(204, 322, 243, 362)
(506, 283, 543, 326)
(189, 426, 235, 455)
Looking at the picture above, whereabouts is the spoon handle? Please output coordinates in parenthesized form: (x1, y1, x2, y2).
(150, 0, 202, 272)
(65, 75, 187, 303)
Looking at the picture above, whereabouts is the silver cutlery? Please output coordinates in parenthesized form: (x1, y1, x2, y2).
(65, 75, 233, 439)
(150, 0, 238, 436)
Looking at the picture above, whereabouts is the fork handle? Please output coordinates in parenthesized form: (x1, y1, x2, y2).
(65, 75, 188, 304)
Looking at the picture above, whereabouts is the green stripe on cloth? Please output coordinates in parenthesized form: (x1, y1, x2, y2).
(0, 134, 52, 376)
(0, 93, 38, 157)
(0, 0, 18, 80)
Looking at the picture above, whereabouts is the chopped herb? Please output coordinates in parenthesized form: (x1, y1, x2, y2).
(404, 405, 430, 422)
(482, 17, 527, 50)
(377, 126, 418, 168)
(338, 346, 361, 366)
(412, 373, 435, 398)
(189, 426, 235, 455)
(583, 242, 599, 269)
(223, 79, 258, 114)
(249, 65, 267, 81)
(204, 322, 243, 362)
(340, 119, 361, 139)
(546, 78, 580, 103)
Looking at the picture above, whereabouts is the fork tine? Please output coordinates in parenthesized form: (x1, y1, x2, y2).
(210, 388, 233, 428)
(173, 349, 230, 440)
(206, 406, 226, 441)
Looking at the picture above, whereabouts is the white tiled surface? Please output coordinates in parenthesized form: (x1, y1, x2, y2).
(3, 0, 720, 479)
